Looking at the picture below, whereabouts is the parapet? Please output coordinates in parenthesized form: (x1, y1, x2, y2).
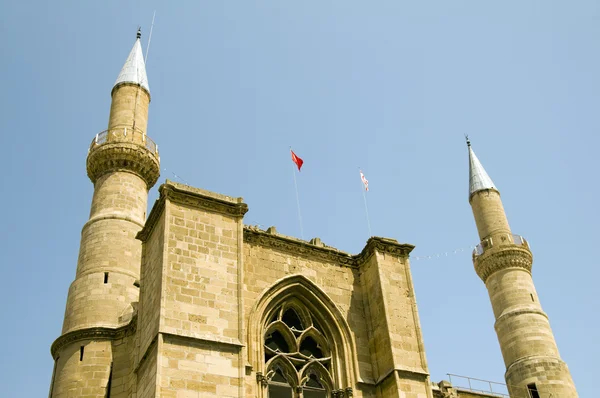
(86, 126, 160, 187)
(138, 181, 415, 266)
(472, 234, 533, 282)
(137, 180, 248, 241)
(244, 225, 414, 267)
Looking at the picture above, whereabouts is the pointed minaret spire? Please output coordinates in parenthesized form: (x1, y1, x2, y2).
(467, 137, 496, 200)
(113, 28, 150, 95)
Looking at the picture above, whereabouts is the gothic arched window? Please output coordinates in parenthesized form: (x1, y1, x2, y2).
(264, 303, 332, 398)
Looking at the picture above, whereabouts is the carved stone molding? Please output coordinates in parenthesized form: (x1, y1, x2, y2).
(244, 228, 356, 266)
(50, 316, 137, 359)
(437, 380, 458, 398)
(138, 181, 248, 242)
(495, 307, 549, 329)
(441, 390, 458, 398)
(256, 372, 268, 388)
(473, 245, 533, 282)
(331, 389, 353, 397)
(87, 143, 160, 188)
(244, 229, 414, 267)
(161, 181, 248, 218)
(355, 237, 414, 264)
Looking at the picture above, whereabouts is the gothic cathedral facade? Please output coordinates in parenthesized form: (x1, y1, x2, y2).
(48, 32, 578, 398)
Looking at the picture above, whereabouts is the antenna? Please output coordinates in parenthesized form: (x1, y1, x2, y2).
(145, 10, 156, 64)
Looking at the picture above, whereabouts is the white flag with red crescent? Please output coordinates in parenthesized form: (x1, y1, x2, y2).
(360, 171, 369, 191)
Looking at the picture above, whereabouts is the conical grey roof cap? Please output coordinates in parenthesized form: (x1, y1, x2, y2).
(468, 141, 496, 198)
(114, 32, 150, 94)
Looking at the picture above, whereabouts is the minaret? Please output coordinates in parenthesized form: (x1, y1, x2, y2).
(49, 29, 159, 397)
(467, 139, 577, 398)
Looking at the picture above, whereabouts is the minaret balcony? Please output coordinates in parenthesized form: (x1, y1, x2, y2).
(472, 234, 533, 282)
(89, 126, 159, 159)
(86, 126, 160, 188)
(473, 234, 529, 258)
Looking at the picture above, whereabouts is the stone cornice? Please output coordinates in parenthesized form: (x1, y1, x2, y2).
(244, 228, 414, 267)
(50, 316, 137, 359)
(356, 237, 414, 265)
(244, 227, 356, 266)
(139, 180, 415, 265)
(87, 143, 160, 188)
(137, 181, 248, 242)
(473, 245, 533, 282)
(161, 180, 248, 218)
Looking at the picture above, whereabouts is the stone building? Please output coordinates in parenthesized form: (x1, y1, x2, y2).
(48, 31, 578, 398)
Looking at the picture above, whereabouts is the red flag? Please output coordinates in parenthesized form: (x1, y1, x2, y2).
(291, 150, 304, 171)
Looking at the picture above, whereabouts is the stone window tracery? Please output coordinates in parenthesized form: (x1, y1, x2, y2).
(264, 303, 332, 398)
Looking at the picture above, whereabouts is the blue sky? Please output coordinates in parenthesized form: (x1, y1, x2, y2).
(1, 1, 598, 396)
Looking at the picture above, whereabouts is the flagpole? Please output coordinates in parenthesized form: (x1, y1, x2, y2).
(291, 148, 305, 240)
(145, 10, 156, 64)
(359, 168, 372, 237)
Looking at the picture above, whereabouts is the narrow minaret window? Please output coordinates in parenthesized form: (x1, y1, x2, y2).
(79, 346, 84, 361)
(104, 272, 109, 284)
(530, 293, 535, 302)
(527, 383, 540, 398)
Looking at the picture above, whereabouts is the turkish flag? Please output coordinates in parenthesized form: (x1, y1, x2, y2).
(290, 150, 304, 171)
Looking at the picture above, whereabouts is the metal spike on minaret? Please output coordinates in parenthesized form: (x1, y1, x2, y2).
(113, 28, 150, 94)
(467, 138, 496, 199)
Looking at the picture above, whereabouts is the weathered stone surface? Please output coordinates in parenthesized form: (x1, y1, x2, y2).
(51, 70, 160, 398)
(49, 40, 577, 398)
(471, 188, 578, 397)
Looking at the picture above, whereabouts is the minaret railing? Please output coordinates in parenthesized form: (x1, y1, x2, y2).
(446, 373, 509, 397)
(473, 234, 529, 258)
(446, 373, 556, 398)
(89, 126, 159, 156)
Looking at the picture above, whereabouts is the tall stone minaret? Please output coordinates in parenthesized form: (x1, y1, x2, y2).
(467, 139, 577, 398)
(49, 29, 159, 397)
